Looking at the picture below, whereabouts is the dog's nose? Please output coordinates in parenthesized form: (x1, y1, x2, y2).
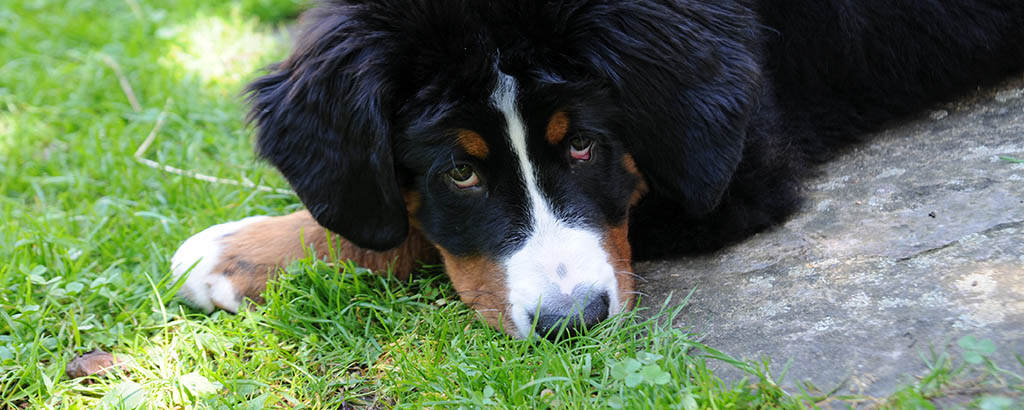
(529, 286, 610, 340)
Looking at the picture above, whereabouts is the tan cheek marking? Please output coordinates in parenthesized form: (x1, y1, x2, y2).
(456, 130, 489, 159)
(603, 223, 636, 311)
(622, 154, 649, 207)
(403, 190, 423, 230)
(213, 211, 440, 306)
(546, 111, 569, 145)
(598, 154, 648, 311)
(436, 248, 515, 334)
(403, 190, 422, 215)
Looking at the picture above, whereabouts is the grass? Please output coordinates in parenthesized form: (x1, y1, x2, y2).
(0, 1, 1021, 408)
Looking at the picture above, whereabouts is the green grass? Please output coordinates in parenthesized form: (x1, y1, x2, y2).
(1, 1, 1021, 408)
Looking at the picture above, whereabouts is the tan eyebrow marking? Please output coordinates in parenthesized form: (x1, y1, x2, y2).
(546, 111, 569, 145)
(456, 130, 489, 159)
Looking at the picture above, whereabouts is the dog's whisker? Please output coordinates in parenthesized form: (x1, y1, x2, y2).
(457, 289, 498, 297)
(620, 290, 650, 297)
(615, 270, 647, 282)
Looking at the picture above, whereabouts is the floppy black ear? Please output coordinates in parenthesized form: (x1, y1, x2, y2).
(574, 2, 761, 216)
(246, 8, 407, 251)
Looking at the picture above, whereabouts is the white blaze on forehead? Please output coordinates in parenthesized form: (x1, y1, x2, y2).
(492, 73, 546, 216)
(491, 72, 622, 338)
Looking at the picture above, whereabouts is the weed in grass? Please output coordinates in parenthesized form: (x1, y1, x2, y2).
(245, 257, 801, 409)
(877, 338, 1023, 409)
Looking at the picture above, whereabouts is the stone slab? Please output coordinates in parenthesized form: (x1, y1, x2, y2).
(637, 74, 1024, 397)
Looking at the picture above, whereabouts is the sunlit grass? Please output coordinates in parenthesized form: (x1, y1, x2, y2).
(160, 11, 284, 90)
(1, 0, 1021, 408)
(0, 113, 11, 156)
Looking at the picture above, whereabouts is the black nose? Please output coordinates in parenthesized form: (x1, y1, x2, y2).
(529, 287, 610, 340)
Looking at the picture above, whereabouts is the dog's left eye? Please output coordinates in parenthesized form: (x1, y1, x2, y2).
(447, 164, 480, 189)
(569, 137, 593, 161)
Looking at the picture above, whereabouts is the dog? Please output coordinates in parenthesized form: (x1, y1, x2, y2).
(171, 0, 1024, 339)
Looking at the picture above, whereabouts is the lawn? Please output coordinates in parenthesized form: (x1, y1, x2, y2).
(0, 1, 1019, 409)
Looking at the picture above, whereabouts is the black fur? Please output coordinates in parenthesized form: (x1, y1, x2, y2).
(247, 0, 1024, 258)
(246, 4, 417, 250)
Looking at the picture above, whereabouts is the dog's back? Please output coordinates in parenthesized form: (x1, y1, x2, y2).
(762, 1, 1024, 152)
(631, 1, 1024, 258)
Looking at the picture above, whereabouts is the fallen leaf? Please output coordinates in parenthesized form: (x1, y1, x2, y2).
(66, 349, 124, 379)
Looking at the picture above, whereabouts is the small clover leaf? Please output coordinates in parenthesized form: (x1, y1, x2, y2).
(610, 358, 642, 381)
(636, 352, 664, 363)
(641, 364, 671, 385)
(179, 372, 222, 398)
(978, 396, 1014, 410)
(682, 394, 699, 410)
(611, 356, 673, 387)
(958, 335, 997, 364)
(624, 372, 643, 388)
(101, 381, 146, 409)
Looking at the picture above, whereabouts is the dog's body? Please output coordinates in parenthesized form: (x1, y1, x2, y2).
(172, 0, 1024, 338)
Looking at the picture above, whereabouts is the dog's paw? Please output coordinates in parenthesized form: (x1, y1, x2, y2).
(170, 216, 270, 313)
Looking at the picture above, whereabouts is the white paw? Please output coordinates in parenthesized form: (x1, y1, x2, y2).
(170, 216, 269, 313)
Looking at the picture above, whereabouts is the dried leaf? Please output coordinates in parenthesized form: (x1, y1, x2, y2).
(66, 349, 124, 379)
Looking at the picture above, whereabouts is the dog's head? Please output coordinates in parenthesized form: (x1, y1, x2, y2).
(247, 0, 760, 338)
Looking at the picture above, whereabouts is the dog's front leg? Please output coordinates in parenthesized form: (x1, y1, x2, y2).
(170, 210, 438, 313)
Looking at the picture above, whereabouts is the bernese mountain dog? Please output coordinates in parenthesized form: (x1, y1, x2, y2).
(172, 0, 1024, 339)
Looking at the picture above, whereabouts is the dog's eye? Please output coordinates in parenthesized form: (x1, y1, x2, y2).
(447, 164, 480, 189)
(569, 137, 593, 161)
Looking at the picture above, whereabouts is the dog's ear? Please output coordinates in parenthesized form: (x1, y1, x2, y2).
(246, 9, 407, 251)
(573, 3, 761, 216)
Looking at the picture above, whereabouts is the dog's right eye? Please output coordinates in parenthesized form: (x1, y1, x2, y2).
(569, 137, 593, 161)
(447, 164, 480, 189)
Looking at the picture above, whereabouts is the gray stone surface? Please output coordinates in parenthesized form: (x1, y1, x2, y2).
(637, 74, 1024, 397)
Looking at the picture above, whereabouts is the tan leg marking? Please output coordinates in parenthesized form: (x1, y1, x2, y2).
(173, 210, 438, 312)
